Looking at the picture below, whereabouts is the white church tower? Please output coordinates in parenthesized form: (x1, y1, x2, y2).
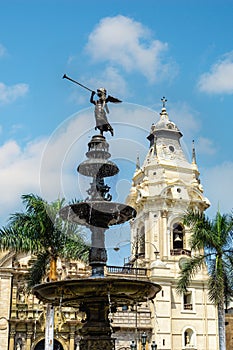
(126, 98, 219, 350)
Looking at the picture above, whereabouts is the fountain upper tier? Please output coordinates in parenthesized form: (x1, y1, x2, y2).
(59, 133, 136, 228)
(78, 134, 119, 178)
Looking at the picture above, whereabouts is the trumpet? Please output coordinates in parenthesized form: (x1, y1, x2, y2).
(62, 74, 93, 93)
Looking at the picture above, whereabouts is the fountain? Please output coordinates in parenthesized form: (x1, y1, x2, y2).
(33, 81, 161, 350)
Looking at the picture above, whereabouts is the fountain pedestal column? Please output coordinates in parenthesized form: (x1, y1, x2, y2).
(79, 299, 115, 350)
(89, 227, 107, 277)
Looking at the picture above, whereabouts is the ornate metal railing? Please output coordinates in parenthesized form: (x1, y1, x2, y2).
(170, 249, 191, 257)
(106, 265, 147, 276)
(184, 303, 193, 310)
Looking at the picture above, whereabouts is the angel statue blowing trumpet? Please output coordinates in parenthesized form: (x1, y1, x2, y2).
(62, 74, 122, 137)
(90, 88, 122, 136)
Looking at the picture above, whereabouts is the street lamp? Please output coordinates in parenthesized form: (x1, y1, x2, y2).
(151, 340, 157, 350)
(141, 332, 147, 350)
(113, 240, 131, 252)
(145, 241, 159, 259)
(130, 340, 137, 350)
(130, 335, 157, 350)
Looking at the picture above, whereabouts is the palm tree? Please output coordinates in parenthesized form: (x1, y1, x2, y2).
(0, 193, 90, 287)
(0, 193, 90, 350)
(176, 210, 233, 350)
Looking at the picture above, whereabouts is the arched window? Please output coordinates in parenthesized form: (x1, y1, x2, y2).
(173, 223, 184, 250)
(183, 327, 196, 349)
(181, 288, 196, 313)
(34, 339, 64, 350)
(183, 291, 193, 310)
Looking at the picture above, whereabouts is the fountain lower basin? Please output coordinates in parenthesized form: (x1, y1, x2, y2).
(33, 277, 161, 308)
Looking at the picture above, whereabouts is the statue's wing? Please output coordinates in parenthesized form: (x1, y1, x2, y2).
(106, 95, 122, 103)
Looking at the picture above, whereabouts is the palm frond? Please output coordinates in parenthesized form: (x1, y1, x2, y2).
(0, 226, 43, 253)
(21, 193, 45, 213)
(176, 255, 205, 294)
(1, 193, 90, 288)
(207, 257, 225, 305)
(183, 210, 211, 249)
(27, 251, 50, 289)
(61, 234, 90, 263)
(180, 209, 233, 308)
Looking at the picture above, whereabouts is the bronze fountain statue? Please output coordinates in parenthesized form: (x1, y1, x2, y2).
(33, 75, 161, 350)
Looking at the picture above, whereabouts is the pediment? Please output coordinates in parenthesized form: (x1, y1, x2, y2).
(0, 251, 15, 268)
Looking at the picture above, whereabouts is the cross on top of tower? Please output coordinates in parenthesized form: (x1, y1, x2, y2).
(161, 96, 167, 108)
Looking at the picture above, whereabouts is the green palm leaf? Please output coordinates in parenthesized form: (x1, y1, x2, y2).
(0, 193, 90, 287)
(27, 251, 50, 288)
(178, 209, 233, 350)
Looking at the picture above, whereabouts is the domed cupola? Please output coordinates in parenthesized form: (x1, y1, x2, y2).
(147, 97, 182, 149)
(155, 106, 180, 133)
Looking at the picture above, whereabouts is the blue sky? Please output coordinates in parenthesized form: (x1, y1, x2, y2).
(0, 0, 233, 263)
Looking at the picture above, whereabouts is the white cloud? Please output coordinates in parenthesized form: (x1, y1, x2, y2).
(0, 138, 46, 224)
(0, 82, 29, 104)
(202, 162, 233, 218)
(89, 66, 128, 98)
(71, 67, 129, 105)
(85, 15, 174, 83)
(0, 140, 21, 166)
(198, 51, 233, 94)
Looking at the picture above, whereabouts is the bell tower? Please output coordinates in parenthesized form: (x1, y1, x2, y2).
(126, 98, 218, 350)
(127, 97, 210, 263)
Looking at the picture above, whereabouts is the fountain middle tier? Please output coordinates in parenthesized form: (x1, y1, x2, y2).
(60, 201, 136, 228)
(78, 159, 119, 178)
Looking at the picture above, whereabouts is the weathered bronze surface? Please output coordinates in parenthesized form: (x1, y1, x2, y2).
(33, 277, 161, 307)
(79, 338, 115, 350)
(59, 201, 136, 228)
